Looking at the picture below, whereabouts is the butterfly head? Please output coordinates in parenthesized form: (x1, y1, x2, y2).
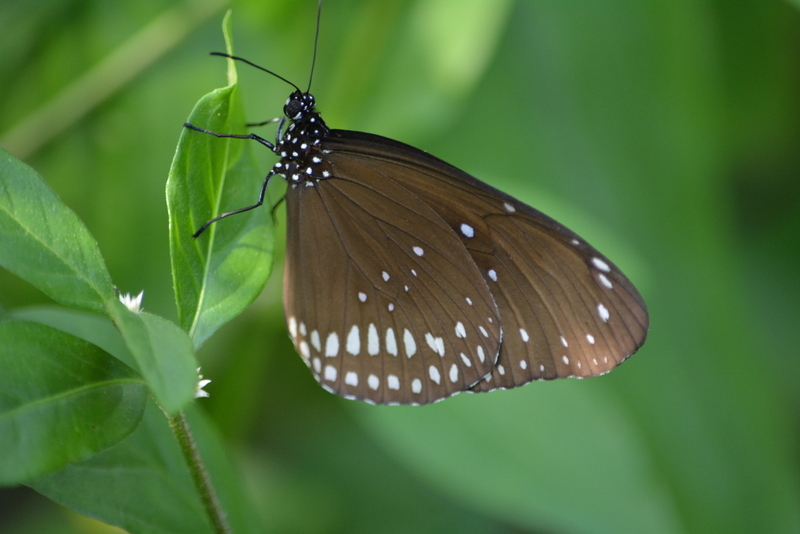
(284, 91, 316, 121)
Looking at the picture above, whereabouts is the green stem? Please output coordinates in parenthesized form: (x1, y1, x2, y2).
(169, 411, 231, 534)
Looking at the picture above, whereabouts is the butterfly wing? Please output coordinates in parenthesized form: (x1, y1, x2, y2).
(323, 130, 649, 392)
(284, 164, 501, 405)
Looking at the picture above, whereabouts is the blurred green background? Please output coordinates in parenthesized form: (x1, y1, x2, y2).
(2, 0, 800, 532)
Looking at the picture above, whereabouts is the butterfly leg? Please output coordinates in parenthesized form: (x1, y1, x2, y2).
(246, 117, 280, 128)
(274, 117, 287, 146)
(246, 116, 290, 146)
(184, 123, 275, 151)
(193, 171, 277, 238)
(270, 194, 287, 224)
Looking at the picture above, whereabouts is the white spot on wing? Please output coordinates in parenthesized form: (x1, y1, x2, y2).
(449, 364, 459, 383)
(404, 329, 417, 357)
(520, 360, 528, 370)
(429, 365, 441, 385)
(382, 271, 390, 282)
(368, 324, 379, 355)
(477, 345, 485, 363)
(311, 330, 321, 352)
(562, 355, 570, 365)
(592, 257, 611, 272)
(460, 353, 472, 367)
(586, 334, 596, 344)
(597, 303, 610, 322)
(460, 223, 474, 238)
(479, 326, 489, 338)
(346, 325, 360, 355)
(368, 374, 379, 390)
(299, 341, 310, 359)
(466, 297, 473, 306)
(312, 357, 321, 373)
(413, 246, 424, 256)
(325, 332, 339, 357)
(503, 202, 516, 213)
(455, 322, 466, 338)
(487, 269, 497, 282)
(497, 364, 505, 375)
(425, 333, 444, 356)
(345, 371, 358, 386)
(387, 375, 400, 390)
(358, 292, 367, 302)
(425, 333, 436, 353)
(288, 316, 297, 338)
(386, 328, 398, 356)
(560, 336, 568, 348)
(299, 322, 307, 336)
(388, 303, 395, 312)
(411, 378, 422, 394)
(598, 273, 613, 289)
(520, 328, 529, 342)
(324, 365, 337, 381)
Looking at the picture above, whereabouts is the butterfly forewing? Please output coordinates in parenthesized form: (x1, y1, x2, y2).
(466, 217, 646, 392)
(284, 166, 501, 405)
(323, 130, 649, 392)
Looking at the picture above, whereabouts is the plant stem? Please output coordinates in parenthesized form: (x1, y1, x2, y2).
(169, 411, 231, 534)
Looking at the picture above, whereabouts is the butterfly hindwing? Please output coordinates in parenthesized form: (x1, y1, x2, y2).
(324, 130, 649, 392)
(284, 166, 501, 405)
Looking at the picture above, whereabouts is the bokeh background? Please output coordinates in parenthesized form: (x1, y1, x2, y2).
(2, 0, 800, 532)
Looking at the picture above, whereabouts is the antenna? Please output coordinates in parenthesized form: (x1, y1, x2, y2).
(209, 52, 302, 93)
(307, 0, 323, 92)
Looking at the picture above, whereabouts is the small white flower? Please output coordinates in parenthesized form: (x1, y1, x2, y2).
(195, 368, 211, 398)
(119, 290, 144, 313)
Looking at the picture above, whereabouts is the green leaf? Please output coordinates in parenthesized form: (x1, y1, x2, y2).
(11, 305, 137, 371)
(13, 304, 197, 416)
(108, 299, 198, 415)
(0, 148, 114, 313)
(31, 401, 261, 534)
(167, 12, 275, 348)
(0, 320, 146, 486)
(355, 382, 682, 534)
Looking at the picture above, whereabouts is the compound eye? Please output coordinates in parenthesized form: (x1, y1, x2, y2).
(284, 101, 300, 119)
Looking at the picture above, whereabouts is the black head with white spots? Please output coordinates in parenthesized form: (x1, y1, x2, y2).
(284, 91, 315, 120)
(273, 90, 333, 186)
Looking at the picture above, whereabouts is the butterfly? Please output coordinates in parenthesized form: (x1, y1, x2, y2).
(185, 5, 649, 406)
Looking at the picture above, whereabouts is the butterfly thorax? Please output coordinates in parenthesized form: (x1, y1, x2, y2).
(273, 90, 333, 187)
